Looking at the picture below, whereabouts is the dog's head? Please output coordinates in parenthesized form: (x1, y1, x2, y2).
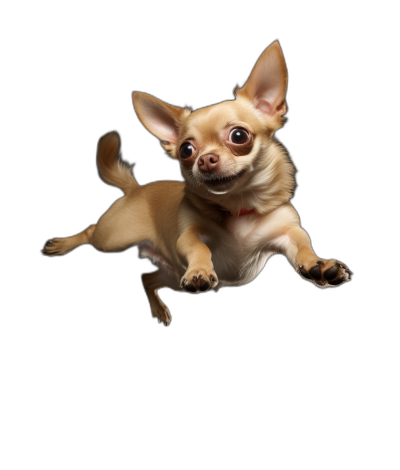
(132, 41, 294, 213)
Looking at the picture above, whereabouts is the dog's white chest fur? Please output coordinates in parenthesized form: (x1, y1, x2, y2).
(202, 204, 298, 287)
(210, 215, 269, 287)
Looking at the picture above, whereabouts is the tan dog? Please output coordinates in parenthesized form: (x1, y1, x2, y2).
(43, 41, 352, 325)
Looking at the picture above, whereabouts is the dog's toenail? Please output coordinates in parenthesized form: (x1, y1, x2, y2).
(299, 265, 311, 279)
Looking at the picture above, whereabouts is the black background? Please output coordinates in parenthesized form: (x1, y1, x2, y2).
(25, 17, 373, 386)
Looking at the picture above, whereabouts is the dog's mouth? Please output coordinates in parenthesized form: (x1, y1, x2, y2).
(201, 169, 246, 193)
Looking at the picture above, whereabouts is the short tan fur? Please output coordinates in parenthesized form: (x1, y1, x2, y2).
(43, 41, 352, 325)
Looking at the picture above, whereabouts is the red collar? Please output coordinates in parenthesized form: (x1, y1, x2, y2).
(218, 205, 255, 217)
(237, 208, 255, 216)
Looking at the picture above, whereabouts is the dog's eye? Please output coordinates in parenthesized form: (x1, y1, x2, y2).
(229, 128, 249, 145)
(180, 143, 195, 159)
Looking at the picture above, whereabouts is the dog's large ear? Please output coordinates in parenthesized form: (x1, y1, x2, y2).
(132, 92, 191, 158)
(236, 41, 288, 126)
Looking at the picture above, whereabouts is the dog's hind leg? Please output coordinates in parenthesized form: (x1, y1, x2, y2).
(142, 269, 180, 326)
(43, 183, 154, 256)
(42, 224, 96, 256)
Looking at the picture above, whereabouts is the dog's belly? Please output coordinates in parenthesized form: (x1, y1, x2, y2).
(211, 244, 273, 287)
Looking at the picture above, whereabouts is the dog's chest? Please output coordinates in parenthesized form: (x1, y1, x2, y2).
(204, 215, 273, 287)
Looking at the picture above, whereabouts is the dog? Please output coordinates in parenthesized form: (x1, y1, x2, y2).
(42, 40, 352, 325)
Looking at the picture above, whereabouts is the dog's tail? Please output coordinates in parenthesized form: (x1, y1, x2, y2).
(96, 131, 139, 194)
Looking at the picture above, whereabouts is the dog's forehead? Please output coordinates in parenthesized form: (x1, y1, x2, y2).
(180, 99, 259, 138)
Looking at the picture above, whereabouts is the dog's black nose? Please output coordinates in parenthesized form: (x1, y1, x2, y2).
(198, 153, 219, 172)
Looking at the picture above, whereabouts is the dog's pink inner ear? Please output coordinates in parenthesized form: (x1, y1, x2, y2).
(238, 41, 288, 117)
(143, 107, 178, 144)
(140, 101, 179, 144)
(255, 99, 272, 114)
(132, 92, 188, 146)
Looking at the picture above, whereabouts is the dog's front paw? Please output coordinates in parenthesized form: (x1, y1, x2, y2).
(180, 268, 218, 293)
(298, 259, 352, 287)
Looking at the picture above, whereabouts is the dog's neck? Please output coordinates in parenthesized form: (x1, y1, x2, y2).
(183, 189, 257, 222)
(237, 207, 255, 216)
(217, 204, 255, 217)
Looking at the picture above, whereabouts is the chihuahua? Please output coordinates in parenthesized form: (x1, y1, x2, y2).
(43, 41, 352, 325)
